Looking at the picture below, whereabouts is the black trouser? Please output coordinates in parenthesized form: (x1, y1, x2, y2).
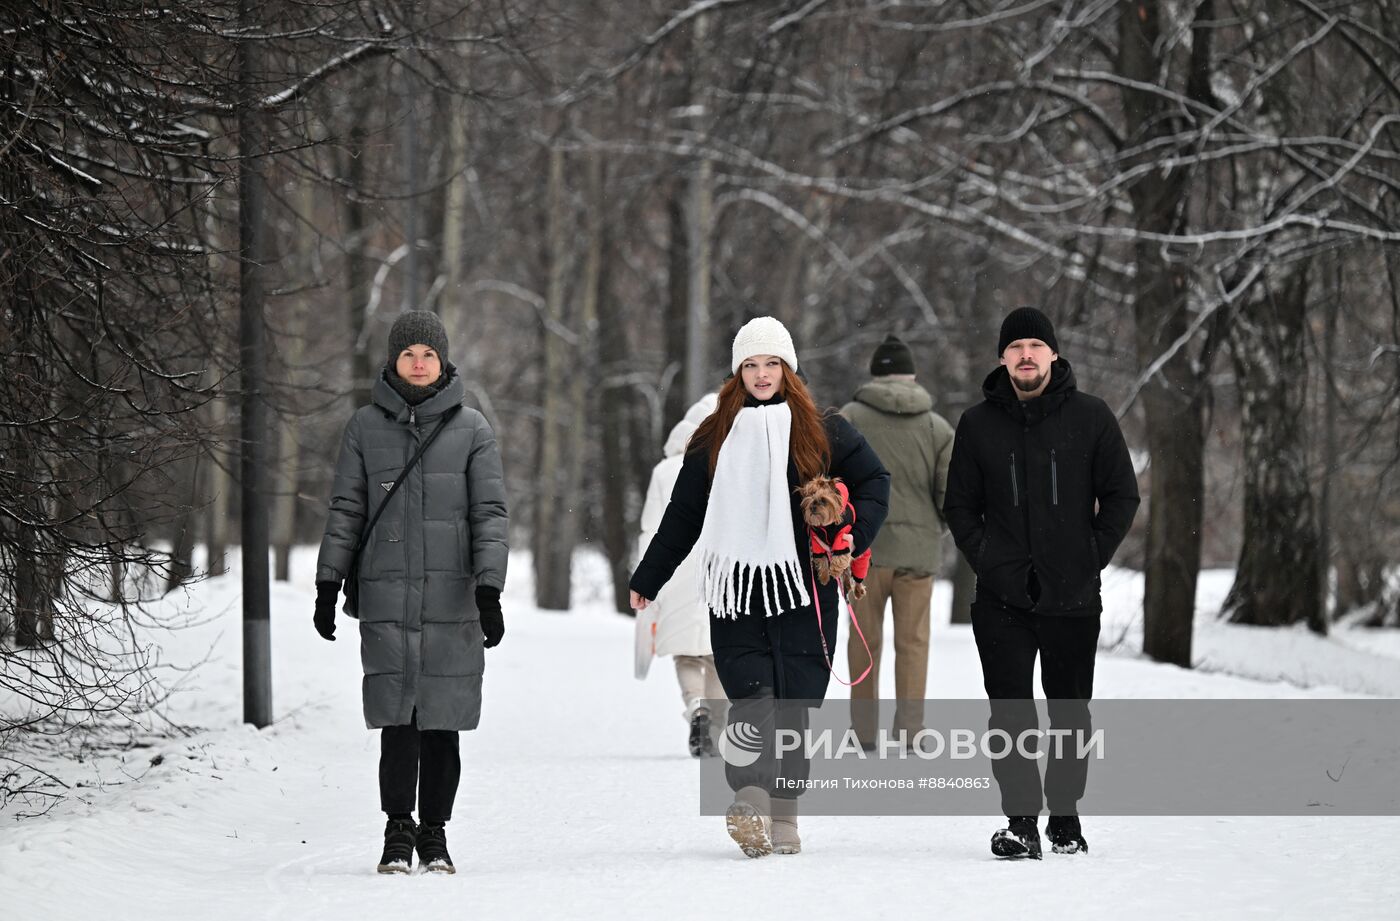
(970, 602, 1099, 817)
(709, 607, 814, 800)
(722, 690, 811, 799)
(379, 710, 461, 823)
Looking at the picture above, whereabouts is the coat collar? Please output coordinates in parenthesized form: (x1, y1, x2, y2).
(853, 378, 934, 415)
(372, 364, 465, 424)
(982, 357, 1076, 425)
(742, 391, 789, 409)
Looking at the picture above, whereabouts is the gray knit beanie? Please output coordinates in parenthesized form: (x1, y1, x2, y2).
(387, 309, 449, 367)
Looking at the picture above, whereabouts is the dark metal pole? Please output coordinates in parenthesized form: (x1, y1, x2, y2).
(238, 0, 272, 728)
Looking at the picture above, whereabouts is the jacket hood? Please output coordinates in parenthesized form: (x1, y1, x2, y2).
(852, 378, 934, 415)
(372, 363, 465, 423)
(982, 357, 1076, 423)
(664, 393, 719, 457)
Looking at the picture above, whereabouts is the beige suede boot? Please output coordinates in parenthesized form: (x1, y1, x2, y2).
(725, 785, 773, 858)
(771, 796, 801, 855)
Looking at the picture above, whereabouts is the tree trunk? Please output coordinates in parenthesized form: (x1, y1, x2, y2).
(773, 223, 808, 333)
(683, 13, 713, 406)
(165, 453, 199, 592)
(343, 87, 376, 408)
(440, 89, 471, 352)
(533, 146, 575, 610)
(659, 35, 694, 431)
(399, 45, 422, 311)
(591, 154, 638, 615)
(1133, 270, 1204, 668)
(13, 431, 55, 647)
(664, 179, 690, 430)
(271, 181, 316, 582)
(1118, 0, 1206, 668)
(685, 156, 713, 407)
(1222, 269, 1324, 631)
(1318, 258, 1339, 621)
(205, 392, 231, 577)
(270, 413, 299, 583)
(199, 204, 231, 580)
(13, 546, 57, 647)
(566, 150, 601, 601)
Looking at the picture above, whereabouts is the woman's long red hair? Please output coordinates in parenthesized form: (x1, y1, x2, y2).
(689, 364, 830, 482)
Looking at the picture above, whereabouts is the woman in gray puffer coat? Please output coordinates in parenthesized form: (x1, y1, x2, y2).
(313, 310, 509, 875)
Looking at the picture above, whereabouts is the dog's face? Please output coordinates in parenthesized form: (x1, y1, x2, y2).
(798, 476, 845, 527)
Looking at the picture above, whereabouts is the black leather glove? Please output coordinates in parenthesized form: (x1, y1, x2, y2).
(314, 581, 340, 641)
(476, 586, 504, 649)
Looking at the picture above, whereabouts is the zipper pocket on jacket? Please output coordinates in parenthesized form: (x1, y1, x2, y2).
(1009, 452, 1019, 507)
(1051, 449, 1059, 506)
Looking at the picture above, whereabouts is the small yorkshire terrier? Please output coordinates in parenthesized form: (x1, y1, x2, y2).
(798, 476, 871, 600)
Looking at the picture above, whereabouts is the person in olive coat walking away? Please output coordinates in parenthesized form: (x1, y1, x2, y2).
(314, 310, 509, 875)
(839, 335, 955, 749)
(944, 307, 1138, 860)
(630, 317, 890, 859)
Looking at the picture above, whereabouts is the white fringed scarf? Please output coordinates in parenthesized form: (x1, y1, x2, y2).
(696, 401, 811, 618)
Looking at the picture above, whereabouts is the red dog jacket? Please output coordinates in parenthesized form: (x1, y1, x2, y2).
(807, 480, 871, 582)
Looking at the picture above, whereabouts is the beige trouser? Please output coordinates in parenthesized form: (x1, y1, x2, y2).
(847, 565, 934, 743)
(675, 654, 726, 721)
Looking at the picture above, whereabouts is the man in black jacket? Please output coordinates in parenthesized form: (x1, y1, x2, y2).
(944, 306, 1139, 860)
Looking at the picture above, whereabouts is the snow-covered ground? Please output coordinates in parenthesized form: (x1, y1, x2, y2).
(3, 549, 1398, 920)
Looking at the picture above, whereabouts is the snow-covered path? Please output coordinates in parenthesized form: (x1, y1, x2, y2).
(3, 551, 1397, 920)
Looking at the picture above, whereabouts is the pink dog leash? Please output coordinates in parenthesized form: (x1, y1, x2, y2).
(808, 528, 874, 687)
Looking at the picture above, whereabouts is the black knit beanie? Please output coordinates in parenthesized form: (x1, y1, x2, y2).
(870, 334, 916, 376)
(997, 307, 1059, 355)
(387, 309, 449, 368)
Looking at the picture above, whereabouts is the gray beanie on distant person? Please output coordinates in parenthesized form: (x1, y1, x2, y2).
(387, 309, 449, 368)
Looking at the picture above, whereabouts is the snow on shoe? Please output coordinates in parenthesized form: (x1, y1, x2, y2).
(377, 818, 417, 874)
(416, 823, 456, 874)
(991, 816, 1042, 860)
(1047, 815, 1089, 855)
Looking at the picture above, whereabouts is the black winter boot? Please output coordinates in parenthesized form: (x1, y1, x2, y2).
(377, 817, 417, 874)
(991, 816, 1042, 860)
(688, 708, 717, 758)
(1046, 815, 1089, 854)
(416, 822, 456, 874)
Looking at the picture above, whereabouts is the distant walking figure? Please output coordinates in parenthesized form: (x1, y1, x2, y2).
(839, 334, 955, 749)
(635, 392, 728, 757)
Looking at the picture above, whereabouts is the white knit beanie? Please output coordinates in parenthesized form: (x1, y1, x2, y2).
(731, 316, 798, 374)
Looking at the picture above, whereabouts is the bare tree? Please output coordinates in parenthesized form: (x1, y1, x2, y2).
(1, 1, 231, 807)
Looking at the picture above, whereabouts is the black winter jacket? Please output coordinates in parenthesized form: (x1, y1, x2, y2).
(943, 359, 1139, 615)
(630, 395, 890, 700)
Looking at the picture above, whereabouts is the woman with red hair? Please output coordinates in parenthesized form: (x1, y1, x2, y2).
(630, 316, 890, 858)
